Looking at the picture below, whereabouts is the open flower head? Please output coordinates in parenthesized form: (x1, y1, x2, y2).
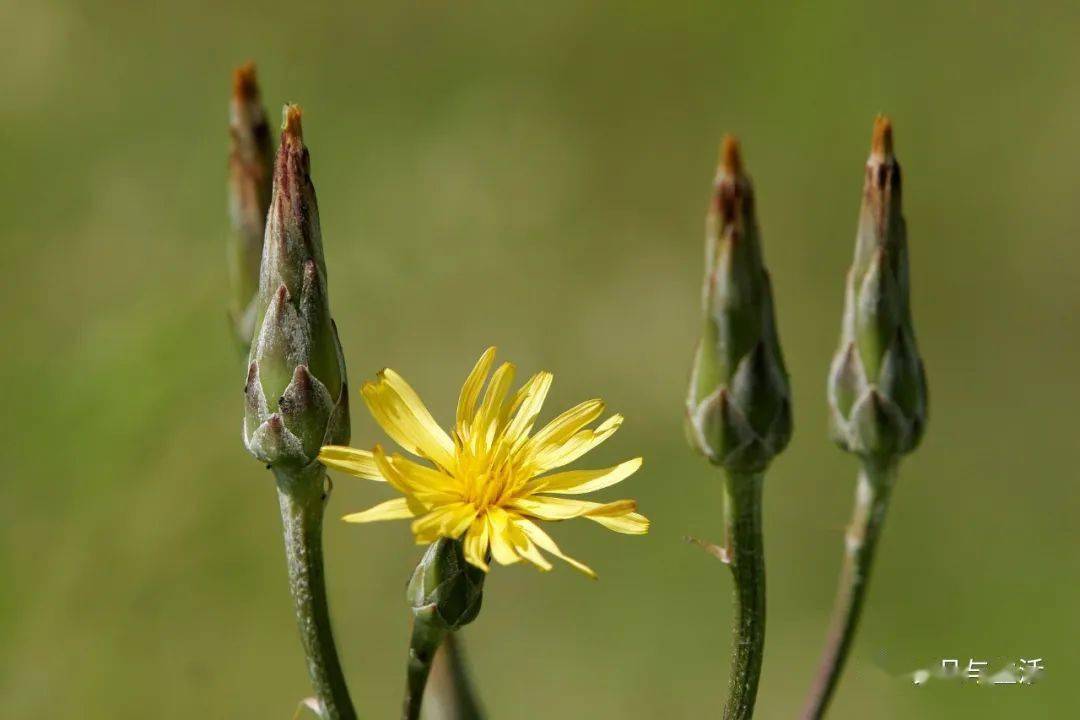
(319, 347, 648, 577)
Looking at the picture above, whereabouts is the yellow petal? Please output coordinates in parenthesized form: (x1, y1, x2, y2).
(530, 414, 624, 472)
(512, 515, 596, 578)
(495, 376, 532, 433)
(362, 372, 456, 470)
(485, 507, 521, 565)
(370, 445, 428, 515)
(470, 362, 516, 449)
(390, 453, 463, 501)
(342, 497, 414, 523)
(456, 347, 496, 436)
(318, 446, 385, 481)
(370, 444, 411, 495)
(509, 496, 636, 521)
(527, 457, 642, 495)
(443, 504, 480, 538)
(500, 372, 553, 446)
(506, 520, 553, 571)
(588, 511, 650, 535)
(410, 502, 478, 543)
(526, 399, 604, 450)
(462, 515, 491, 571)
(582, 499, 638, 516)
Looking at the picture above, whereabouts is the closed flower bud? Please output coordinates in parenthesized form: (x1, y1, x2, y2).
(828, 116, 928, 459)
(686, 137, 792, 473)
(244, 105, 349, 467)
(407, 538, 486, 632)
(228, 63, 274, 347)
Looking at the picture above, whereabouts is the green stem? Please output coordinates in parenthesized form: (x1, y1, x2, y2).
(403, 614, 448, 720)
(721, 470, 766, 720)
(799, 458, 896, 720)
(274, 463, 357, 720)
(422, 633, 485, 720)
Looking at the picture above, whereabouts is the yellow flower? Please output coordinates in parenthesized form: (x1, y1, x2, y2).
(319, 347, 648, 577)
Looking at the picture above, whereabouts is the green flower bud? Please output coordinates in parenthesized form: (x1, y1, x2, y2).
(828, 116, 928, 460)
(244, 105, 349, 468)
(228, 63, 274, 348)
(407, 538, 485, 632)
(686, 137, 792, 473)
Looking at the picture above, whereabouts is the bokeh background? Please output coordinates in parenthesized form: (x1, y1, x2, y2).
(3, 1, 1079, 718)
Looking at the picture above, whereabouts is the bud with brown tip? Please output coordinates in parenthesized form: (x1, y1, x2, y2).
(241, 104, 357, 720)
(228, 62, 274, 347)
(685, 136, 793, 473)
(827, 116, 928, 461)
(243, 105, 349, 468)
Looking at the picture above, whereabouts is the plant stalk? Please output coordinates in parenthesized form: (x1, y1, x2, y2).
(800, 458, 896, 720)
(422, 633, 485, 720)
(403, 616, 448, 720)
(275, 463, 357, 720)
(721, 470, 766, 720)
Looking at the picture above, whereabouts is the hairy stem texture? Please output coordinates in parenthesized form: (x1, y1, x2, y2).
(722, 471, 766, 720)
(275, 464, 357, 720)
(800, 459, 896, 720)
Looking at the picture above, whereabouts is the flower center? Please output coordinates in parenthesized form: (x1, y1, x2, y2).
(458, 450, 528, 511)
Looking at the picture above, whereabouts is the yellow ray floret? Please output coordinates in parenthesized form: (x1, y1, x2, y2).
(319, 346, 648, 577)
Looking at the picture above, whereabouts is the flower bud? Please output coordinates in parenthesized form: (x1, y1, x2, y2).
(828, 116, 928, 459)
(244, 105, 349, 467)
(228, 62, 274, 347)
(686, 137, 792, 473)
(407, 538, 485, 632)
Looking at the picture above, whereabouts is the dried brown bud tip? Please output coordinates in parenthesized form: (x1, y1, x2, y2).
(232, 61, 260, 102)
(871, 115, 893, 158)
(720, 134, 743, 177)
(282, 104, 304, 144)
(714, 134, 749, 223)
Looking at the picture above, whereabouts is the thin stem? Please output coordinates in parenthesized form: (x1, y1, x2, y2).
(422, 633, 485, 720)
(275, 463, 357, 720)
(800, 458, 896, 720)
(403, 613, 447, 720)
(721, 470, 766, 720)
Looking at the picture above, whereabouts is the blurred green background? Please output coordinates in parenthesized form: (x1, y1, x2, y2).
(3, 1, 1079, 717)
